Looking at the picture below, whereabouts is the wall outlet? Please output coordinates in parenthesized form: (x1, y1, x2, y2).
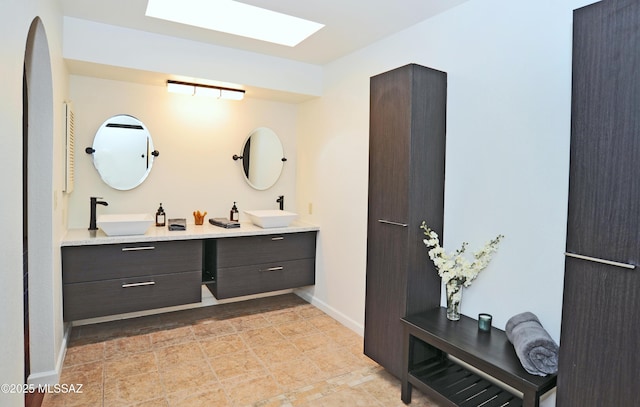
(308, 202, 313, 215)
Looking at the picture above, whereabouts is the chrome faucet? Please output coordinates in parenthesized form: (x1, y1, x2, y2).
(277, 195, 284, 210)
(89, 196, 109, 230)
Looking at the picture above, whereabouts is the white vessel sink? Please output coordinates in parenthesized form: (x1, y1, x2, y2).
(97, 213, 154, 236)
(244, 210, 297, 228)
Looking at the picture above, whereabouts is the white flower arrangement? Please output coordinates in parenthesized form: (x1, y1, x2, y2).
(420, 221, 504, 287)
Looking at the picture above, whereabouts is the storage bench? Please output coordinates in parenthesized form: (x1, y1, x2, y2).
(401, 308, 556, 407)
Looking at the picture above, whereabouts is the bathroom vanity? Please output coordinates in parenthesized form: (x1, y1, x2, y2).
(61, 222, 318, 321)
(204, 232, 316, 299)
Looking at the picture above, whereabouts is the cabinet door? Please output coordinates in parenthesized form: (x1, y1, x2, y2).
(63, 271, 202, 321)
(559, 2, 640, 405)
(364, 64, 446, 379)
(565, 1, 640, 266)
(215, 259, 315, 299)
(367, 65, 411, 225)
(62, 240, 202, 283)
(364, 222, 409, 377)
(216, 232, 316, 268)
(364, 65, 413, 377)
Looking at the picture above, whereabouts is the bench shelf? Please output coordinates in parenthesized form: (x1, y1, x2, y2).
(401, 308, 556, 407)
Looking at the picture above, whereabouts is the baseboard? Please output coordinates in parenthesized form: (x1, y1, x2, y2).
(27, 323, 71, 386)
(294, 289, 364, 336)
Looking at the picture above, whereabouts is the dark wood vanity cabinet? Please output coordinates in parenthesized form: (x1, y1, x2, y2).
(205, 231, 317, 299)
(364, 64, 446, 378)
(62, 240, 202, 321)
(558, 1, 640, 405)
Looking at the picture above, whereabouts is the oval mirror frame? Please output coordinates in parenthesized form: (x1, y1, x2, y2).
(91, 114, 156, 190)
(240, 127, 284, 190)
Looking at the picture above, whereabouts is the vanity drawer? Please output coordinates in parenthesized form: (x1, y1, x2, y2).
(216, 232, 316, 268)
(63, 270, 202, 321)
(62, 240, 202, 283)
(213, 258, 315, 299)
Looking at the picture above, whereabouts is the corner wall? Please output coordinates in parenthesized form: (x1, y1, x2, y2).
(0, 0, 68, 405)
(296, 0, 596, 381)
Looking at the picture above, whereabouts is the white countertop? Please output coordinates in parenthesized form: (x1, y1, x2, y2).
(62, 220, 319, 246)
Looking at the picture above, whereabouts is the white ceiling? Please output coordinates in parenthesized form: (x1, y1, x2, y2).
(59, 0, 467, 65)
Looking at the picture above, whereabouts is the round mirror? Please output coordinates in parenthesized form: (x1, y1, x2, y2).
(90, 114, 157, 190)
(239, 127, 285, 190)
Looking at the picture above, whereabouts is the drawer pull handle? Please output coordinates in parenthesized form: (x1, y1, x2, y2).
(122, 281, 156, 288)
(271, 237, 284, 241)
(261, 266, 284, 272)
(378, 219, 408, 227)
(122, 246, 156, 252)
(565, 252, 636, 270)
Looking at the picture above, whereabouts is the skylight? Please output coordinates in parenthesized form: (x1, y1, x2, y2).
(145, 0, 324, 47)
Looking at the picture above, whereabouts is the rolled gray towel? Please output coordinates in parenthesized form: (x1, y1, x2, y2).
(505, 312, 559, 376)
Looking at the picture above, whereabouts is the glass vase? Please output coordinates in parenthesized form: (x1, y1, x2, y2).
(446, 279, 463, 321)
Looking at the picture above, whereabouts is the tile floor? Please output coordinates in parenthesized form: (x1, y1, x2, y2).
(42, 293, 439, 407)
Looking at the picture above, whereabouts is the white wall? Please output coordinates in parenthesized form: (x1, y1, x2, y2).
(0, 2, 606, 405)
(63, 17, 323, 98)
(297, 0, 596, 355)
(0, 0, 68, 405)
(67, 76, 298, 227)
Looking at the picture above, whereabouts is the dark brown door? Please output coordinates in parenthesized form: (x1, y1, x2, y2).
(364, 65, 446, 378)
(364, 66, 412, 377)
(558, 1, 640, 405)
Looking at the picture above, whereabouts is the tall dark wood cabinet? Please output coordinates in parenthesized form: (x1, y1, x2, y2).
(364, 64, 446, 378)
(558, 1, 640, 405)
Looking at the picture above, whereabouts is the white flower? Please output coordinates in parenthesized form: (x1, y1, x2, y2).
(420, 221, 504, 288)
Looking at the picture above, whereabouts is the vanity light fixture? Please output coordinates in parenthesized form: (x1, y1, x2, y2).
(166, 80, 245, 100)
(146, 0, 324, 47)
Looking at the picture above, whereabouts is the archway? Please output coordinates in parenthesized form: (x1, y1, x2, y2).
(23, 16, 56, 402)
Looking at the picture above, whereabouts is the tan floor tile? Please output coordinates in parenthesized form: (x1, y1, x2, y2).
(160, 360, 217, 394)
(62, 384, 104, 407)
(301, 386, 383, 407)
(241, 326, 286, 348)
(286, 381, 345, 407)
(350, 370, 401, 404)
(39, 382, 102, 407)
(323, 326, 361, 346)
(104, 371, 163, 405)
(227, 314, 271, 332)
(105, 351, 158, 379)
(275, 320, 317, 339)
(253, 341, 303, 366)
(41, 393, 66, 407)
(305, 348, 366, 377)
(131, 397, 170, 407)
(255, 396, 293, 407)
(224, 375, 282, 406)
(290, 333, 340, 353)
(354, 370, 438, 407)
(263, 309, 304, 325)
(64, 342, 105, 366)
(154, 341, 206, 368)
(167, 386, 230, 407)
(150, 325, 195, 348)
(104, 334, 152, 359)
(296, 305, 326, 319)
(210, 349, 265, 380)
(192, 320, 236, 338)
(200, 333, 247, 357)
(269, 357, 329, 391)
(59, 360, 104, 388)
(307, 315, 343, 331)
(44, 295, 440, 407)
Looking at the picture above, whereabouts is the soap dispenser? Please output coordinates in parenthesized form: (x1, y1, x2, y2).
(230, 202, 239, 222)
(155, 203, 166, 227)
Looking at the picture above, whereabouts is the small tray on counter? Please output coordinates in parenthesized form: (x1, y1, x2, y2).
(209, 218, 241, 229)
